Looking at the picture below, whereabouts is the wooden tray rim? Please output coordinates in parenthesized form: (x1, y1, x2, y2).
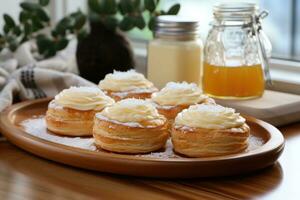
(0, 98, 285, 164)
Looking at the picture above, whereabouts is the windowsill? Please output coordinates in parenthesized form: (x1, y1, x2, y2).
(131, 39, 300, 95)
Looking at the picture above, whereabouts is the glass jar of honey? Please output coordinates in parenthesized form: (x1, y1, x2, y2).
(148, 16, 202, 89)
(203, 3, 272, 99)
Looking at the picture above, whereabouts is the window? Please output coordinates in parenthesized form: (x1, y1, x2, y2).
(0, 0, 299, 93)
(130, 0, 300, 61)
(2, 0, 299, 61)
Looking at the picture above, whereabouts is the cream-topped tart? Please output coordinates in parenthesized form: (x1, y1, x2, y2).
(99, 70, 158, 101)
(93, 98, 169, 153)
(46, 86, 114, 136)
(172, 104, 250, 157)
(151, 82, 215, 120)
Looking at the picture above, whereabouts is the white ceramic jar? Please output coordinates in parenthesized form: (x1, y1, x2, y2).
(147, 16, 203, 89)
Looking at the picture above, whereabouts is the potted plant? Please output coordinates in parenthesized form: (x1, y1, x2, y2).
(77, 0, 180, 83)
(0, 0, 180, 83)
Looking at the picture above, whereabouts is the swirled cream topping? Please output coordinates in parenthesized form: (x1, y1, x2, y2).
(152, 82, 208, 106)
(98, 98, 165, 126)
(175, 104, 245, 129)
(99, 70, 154, 92)
(54, 86, 114, 110)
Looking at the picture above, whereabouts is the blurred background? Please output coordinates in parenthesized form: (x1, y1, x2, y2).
(0, 0, 299, 61)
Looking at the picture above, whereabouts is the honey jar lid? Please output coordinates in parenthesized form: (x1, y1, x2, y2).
(213, 3, 259, 20)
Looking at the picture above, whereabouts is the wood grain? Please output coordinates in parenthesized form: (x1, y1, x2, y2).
(0, 103, 299, 199)
(0, 139, 287, 200)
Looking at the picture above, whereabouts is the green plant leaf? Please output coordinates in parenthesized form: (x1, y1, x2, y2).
(36, 35, 56, 58)
(88, 0, 103, 14)
(51, 30, 58, 38)
(39, 0, 50, 6)
(55, 38, 69, 50)
(6, 35, 18, 51)
(167, 4, 180, 15)
(36, 35, 50, 54)
(36, 8, 50, 22)
(13, 26, 21, 36)
(44, 45, 56, 58)
(119, 16, 135, 31)
(19, 11, 31, 23)
(103, 16, 119, 30)
(144, 0, 155, 12)
(103, 0, 118, 14)
(119, 0, 134, 14)
(133, 0, 141, 11)
(9, 39, 18, 52)
(20, 35, 29, 43)
(6, 35, 14, 43)
(3, 14, 15, 29)
(3, 25, 10, 34)
(24, 22, 32, 35)
(32, 17, 44, 31)
(20, 2, 41, 11)
(88, 12, 100, 23)
(55, 17, 73, 35)
(148, 16, 155, 31)
(77, 29, 88, 41)
(134, 15, 145, 29)
(74, 13, 86, 30)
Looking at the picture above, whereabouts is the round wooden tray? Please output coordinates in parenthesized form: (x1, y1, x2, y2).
(0, 98, 285, 178)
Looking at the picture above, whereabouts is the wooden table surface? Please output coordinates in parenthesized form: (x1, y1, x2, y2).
(0, 123, 299, 200)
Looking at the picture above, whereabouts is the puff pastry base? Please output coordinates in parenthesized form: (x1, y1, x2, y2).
(45, 101, 97, 136)
(156, 97, 216, 120)
(171, 123, 250, 157)
(93, 116, 169, 154)
(104, 87, 158, 101)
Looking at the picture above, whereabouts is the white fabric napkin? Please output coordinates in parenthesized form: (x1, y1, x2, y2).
(0, 40, 95, 112)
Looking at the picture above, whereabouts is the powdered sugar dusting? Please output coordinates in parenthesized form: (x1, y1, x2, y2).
(108, 69, 145, 80)
(20, 116, 96, 150)
(136, 139, 179, 158)
(248, 135, 264, 151)
(189, 104, 236, 113)
(58, 86, 103, 95)
(163, 81, 200, 90)
(114, 98, 153, 108)
(19, 115, 264, 158)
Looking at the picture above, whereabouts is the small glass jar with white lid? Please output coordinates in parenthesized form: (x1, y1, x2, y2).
(147, 15, 203, 89)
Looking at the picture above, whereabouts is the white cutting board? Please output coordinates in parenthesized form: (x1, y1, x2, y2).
(216, 90, 300, 126)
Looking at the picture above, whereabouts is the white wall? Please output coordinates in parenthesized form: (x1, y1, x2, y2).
(0, 0, 22, 28)
(0, 0, 87, 28)
(49, 0, 87, 23)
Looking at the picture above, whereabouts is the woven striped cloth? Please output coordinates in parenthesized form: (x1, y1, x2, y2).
(0, 64, 95, 112)
(0, 40, 97, 112)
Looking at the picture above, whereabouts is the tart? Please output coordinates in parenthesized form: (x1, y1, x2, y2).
(151, 82, 215, 121)
(93, 98, 169, 153)
(99, 70, 157, 101)
(46, 86, 114, 136)
(172, 104, 250, 157)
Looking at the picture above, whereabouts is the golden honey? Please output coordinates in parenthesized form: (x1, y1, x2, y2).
(202, 62, 265, 99)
